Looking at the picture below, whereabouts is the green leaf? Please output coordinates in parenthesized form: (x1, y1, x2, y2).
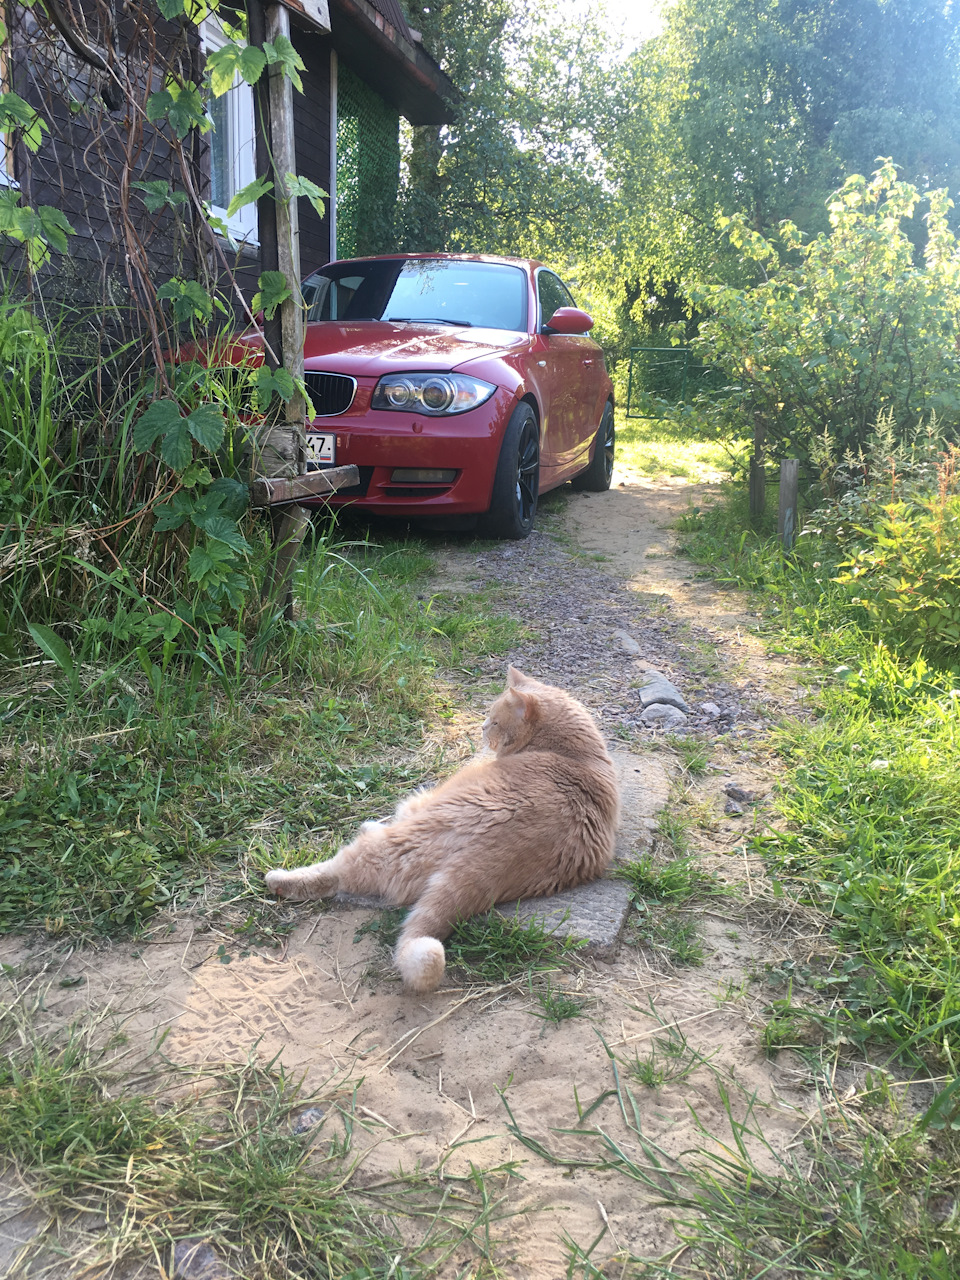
(180, 460, 214, 488)
(226, 175, 273, 219)
(196, 515, 251, 553)
(284, 172, 327, 217)
(27, 624, 74, 676)
(147, 82, 210, 139)
(206, 42, 267, 96)
(0, 91, 46, 153)
(160, 418, 193, 471)
(207, 477, 249, 518)
(263, 34, 305, 91)
(253, 271, 292, 319)
(37, 206, 73, 255)
(132, 180, 189, 213)
(255, 366, 296, 403)
(186, 403, 225, 452)
(133, 399, 183, 454)
(188, 541, 235, 585)
(156, 0, 186, 17)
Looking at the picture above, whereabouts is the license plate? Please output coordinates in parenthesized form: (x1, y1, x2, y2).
(305, 431, 335, 467)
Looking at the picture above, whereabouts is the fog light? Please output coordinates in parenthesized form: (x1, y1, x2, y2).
(390, 469, 457, 483)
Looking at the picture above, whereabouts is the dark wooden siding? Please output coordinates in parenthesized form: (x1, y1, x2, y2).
(292, 30, 333, 274)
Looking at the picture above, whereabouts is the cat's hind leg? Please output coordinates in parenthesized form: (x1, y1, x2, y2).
(394, 873, 465, 994)
(265, 820, 389, 901)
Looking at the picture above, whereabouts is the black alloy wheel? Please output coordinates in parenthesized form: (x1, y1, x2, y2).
(571, 401, 615, 492)
(479, 402, 540, 539)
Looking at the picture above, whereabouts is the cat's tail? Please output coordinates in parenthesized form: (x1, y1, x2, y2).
(394, 873, 466, 994)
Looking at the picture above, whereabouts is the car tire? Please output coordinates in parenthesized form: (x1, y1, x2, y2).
(570, 401, 615, 492)
(478, 402, 540, 540)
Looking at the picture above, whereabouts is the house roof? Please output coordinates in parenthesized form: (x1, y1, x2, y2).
(329, 0, 454, 125)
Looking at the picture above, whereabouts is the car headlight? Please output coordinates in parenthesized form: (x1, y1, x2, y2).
(371, 373, 497, 416)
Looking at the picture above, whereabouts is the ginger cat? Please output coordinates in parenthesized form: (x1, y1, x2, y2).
(265, 667, 620, 993)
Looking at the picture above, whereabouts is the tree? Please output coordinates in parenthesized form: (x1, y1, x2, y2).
(602, 0, 960, 338)
(396, 0, 619, 267)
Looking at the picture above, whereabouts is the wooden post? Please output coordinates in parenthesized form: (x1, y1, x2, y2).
(777, 458, 800, 550)
(248, 0, 308, 614)
(748, 414, 766, 520)
(749, 456, 766, 520)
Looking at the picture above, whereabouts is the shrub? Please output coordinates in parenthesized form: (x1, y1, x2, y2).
(833, 450, 960, 660)
(685, 163, 960, 466)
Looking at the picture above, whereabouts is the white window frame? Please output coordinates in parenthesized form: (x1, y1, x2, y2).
(201, 18, 258, 245)
(0, 40, 18, 188)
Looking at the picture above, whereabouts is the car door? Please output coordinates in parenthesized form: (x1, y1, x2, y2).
(535, 270, 598, 477)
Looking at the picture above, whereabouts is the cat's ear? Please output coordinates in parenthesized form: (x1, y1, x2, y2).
(504, 687, 535, 721)
(507, 665, 527, 688)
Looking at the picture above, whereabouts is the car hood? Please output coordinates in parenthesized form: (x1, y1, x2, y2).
(235, 321, 528, 377)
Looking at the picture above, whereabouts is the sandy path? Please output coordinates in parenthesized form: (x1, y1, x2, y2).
(0, 472, 822, 1279)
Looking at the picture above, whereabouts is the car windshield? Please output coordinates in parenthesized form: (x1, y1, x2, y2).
(302, 259, 528, 331)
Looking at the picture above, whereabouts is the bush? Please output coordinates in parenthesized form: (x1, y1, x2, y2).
(686, 163, 960, 466)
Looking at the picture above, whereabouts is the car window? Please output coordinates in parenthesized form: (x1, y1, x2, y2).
(537, 271, 575, 328)
(303, 260, 528, 331)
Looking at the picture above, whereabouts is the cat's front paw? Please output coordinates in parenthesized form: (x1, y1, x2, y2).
(265, 868, 305, 900)
(395, 937, 446, 993)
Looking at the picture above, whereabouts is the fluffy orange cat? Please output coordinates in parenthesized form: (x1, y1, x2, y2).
(265, 667, 620, 993)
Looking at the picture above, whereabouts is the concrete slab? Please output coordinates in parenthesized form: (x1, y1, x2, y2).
(610, 749, 670, 863)
(495, 878, 632, 959)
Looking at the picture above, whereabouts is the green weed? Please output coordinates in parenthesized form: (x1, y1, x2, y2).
(446, 910, 585, 984)
(618, 852, 723, 903)
(529, 975, 585, 1025)
(0, 996, 512, 1278)
(666, 734, 712, 777)
(503, 1053, 960, 1279)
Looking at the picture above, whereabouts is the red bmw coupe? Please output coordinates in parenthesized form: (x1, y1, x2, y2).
(236, 253, 615, 538)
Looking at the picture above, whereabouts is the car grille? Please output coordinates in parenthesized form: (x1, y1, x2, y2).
(304, 371, 357, 416)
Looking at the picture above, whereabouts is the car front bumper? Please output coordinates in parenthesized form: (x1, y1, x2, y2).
(300, 386, 514, 517)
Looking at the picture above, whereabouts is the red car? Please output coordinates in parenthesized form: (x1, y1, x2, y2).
(238, 253, 615, 538)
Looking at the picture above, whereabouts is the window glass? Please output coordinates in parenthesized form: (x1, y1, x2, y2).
(303, 259, 528, 331)
(537, 271, 575, 327)
(202, 19, 257, 244)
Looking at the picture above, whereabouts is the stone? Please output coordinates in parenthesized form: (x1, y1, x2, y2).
(723, 783, 755, 803)
(637, 669, 689, 713)
(724, 799, 744, 816)
(173, 1241, 232, 1280)
(701, 701, 721, 717)
(608, 748, 671, 861)
(292, 1107, 325, 1135)
(639, 703, 688, 729)
(496, 878, 632, 960)
(612, 628, 642, 656)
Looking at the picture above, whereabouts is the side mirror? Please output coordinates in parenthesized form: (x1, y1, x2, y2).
(543, 307, 594, 335)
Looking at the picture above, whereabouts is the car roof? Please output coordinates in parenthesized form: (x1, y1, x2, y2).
(324, 252, 546, 272)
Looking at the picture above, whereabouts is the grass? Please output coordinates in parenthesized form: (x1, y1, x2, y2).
(613, 410, 740, 481)
(676, 472, 960, 1064)
(504, 1051, 960, 1279)
(445, 910, 585, 984)
(0, 988, 516, 1278)
(528, 974, 585, 1025)
(0, 530, 523, 941)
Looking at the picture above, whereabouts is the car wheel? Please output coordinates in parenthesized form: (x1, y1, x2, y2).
(479, 402, 540, 540)
(570, 401, 615, 492)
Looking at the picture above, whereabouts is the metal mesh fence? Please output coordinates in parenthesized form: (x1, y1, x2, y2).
(336, 63, 400, 259)
(626, 346, 729, 418)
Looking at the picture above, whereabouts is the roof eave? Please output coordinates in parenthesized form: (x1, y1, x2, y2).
(329, 0, 456, 125)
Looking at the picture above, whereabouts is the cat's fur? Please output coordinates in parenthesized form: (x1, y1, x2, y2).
(265, 667, 621, 993)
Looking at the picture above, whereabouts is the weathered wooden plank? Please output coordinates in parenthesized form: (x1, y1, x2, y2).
(252, 465, 360, 507)
(777, 458, 800, 550)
